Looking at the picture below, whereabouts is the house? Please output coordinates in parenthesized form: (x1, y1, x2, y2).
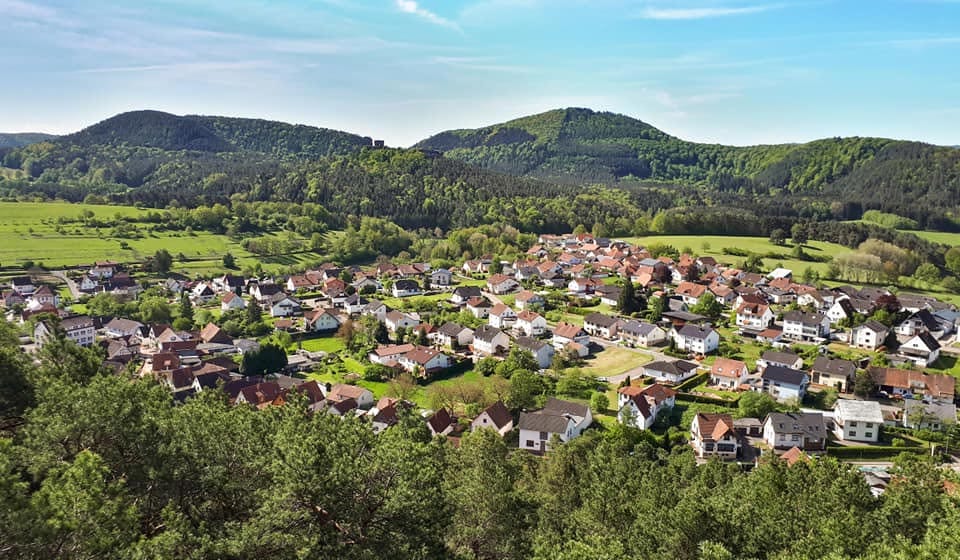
(220, 292, 246, 312)
(710, 358, 748, 389)
(903, 401, 957, 431)
(514, 290, 545, 310)
(595, 285, 621, 307)
(305, 308, 341, 332)
(550, 321, 589, 348)
(341, 293, 368, 315)
(583, 313, 621, 339)
(810, 356, 857, 392)
(35, 315, 96, 348)
(760, 366, 809, 402)
(269, 295, 301, 318)
(10, 276, 35, 295)
(690, 413, 738, 459)
(782, 310, 829, 342)
(643, 360, 699, 384)
(104, 317, 144, 339)
(758, 350, 804, 371)
(518, 398, 593, 452)
(767, 267, 793, 280)
(617, 383, 677, 430)
(567, 277, 600, 295)
(199, 322, 233, 345)
(399, 346, 451, 377)
(486, 274, 519, 295)
(361, 299, 388, 322)
(672, 324, 720, 355)
(190, 283, 217, 304)
(736, 302, 774, 331)
(515, 310, 547, 337)
(430, 268, 452, 287)
(897, 331, 941, 367)
(435, 322, 474, 349)
(833, 400, 883, 443)
(427, 408, 456, 436)
(895, 309, 945, 338)
(451, 286, 483, 305)
(369, 343, 415, 365)
(850, 320, 890, 351)
(391, 279, 422, 298)
(515, 336, 555, 369)
(326, 384, 375, 410)
(465, 297, 492, 318)
(29, 286, 59, 308)
(462, 259, 490, 275)
(473, 325, 510, 356)
(286, 275, 315, 293)
(250, 283, 284, 305)
(762, 412, 828, 453)
(826, 298, 857, 325)
(869, 367, 956, 404)
(471, 401, 514, 436)
(488, 304, 518, 329)
(385, 310, 419, 333)
(213, 273, 244, 294)
(676, 281, 707, 306)
(618, 320, 667, 348)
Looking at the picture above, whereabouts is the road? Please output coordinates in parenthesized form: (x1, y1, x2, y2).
(52, 270, 82, 300)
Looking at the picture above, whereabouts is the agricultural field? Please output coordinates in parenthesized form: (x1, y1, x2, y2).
(622, 234, 850, 276)
(0, 201, 323, 276)
(905, 230, 960, 246)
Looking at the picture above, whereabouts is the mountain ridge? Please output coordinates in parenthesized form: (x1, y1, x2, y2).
(0, 132, 59, 148)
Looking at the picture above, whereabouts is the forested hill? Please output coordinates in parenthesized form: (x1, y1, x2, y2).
(0, 132, 58, 148)
(415, 108, 960, 222)
(58, 110, 373, 157)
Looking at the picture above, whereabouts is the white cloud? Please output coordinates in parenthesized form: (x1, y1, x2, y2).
(395, 0, 462, 31)
(638, 4, 778, 20)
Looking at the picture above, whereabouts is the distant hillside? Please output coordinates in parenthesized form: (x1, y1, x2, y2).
(416, 107, 960, 227)
(58, 110, 372, 157)
(0, 132, 57, 148)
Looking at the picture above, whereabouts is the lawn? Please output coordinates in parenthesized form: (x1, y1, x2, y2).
(622, 234, 849, 276)
(904, 230, 960, 246)
(0, 201, 324, 275)
(297, 336, 346, 353)
(580, 346, 650, 377)
(307, 365, 489, 410)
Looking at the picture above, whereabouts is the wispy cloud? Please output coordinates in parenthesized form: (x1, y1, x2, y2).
(395, 0, 462, 31)
(878, 36, 960, 48)
(638, 3, 780, 20)
(430, 55, 528, 73)
(72, 60, 272, 75)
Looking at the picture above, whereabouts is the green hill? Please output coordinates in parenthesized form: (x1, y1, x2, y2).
(0, 132, 58, 148)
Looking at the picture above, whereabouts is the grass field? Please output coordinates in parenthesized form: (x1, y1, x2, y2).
(622, 234, 849, 276)
(580, 346, 650, 377)
(296, 336, 346, 354)
(0, 201, 322, 275)
(905, 230, 960, 246)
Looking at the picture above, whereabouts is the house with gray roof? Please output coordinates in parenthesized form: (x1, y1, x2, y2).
(518, 398, 592, 452)
(762, 412, 828, 453)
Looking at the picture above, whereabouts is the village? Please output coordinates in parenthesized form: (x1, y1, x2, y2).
(4, 231, 960, 485)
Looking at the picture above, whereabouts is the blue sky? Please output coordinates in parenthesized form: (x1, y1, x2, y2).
(1, 0, 959, 146)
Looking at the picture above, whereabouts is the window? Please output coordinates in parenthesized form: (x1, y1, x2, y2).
(849, 421, 858, 427)
(865, 432, 873, 438)
(865, 422, 873, 428)
(539, 431, 547, 440)
(704, 443, 714, 451)
(791, 435, 800, 441)
(525, 440, 534, 448)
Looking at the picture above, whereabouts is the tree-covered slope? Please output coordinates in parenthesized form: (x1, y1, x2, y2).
(0, 132, 58, 148)
(57, 110, 371, 157)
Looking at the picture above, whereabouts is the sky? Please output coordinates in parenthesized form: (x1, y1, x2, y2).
(1, 0, 959, 146)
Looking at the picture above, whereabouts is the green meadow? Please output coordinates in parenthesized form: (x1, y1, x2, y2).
(0, 201, 322, 275)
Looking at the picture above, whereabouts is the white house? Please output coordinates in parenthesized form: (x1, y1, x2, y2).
(758, 350, 804, 371)
(427, 409, 456, 437)
(850, 320, 890, 351)
(304, 308, 341, 332)
(618, 320, 667, 348)
(466, 297, 492, 319)
(833, 400, 883, 443)
(269, 296, 302, 318)
(104, 317, 144, 339)
(369, 343, 415, 365)
(672, 324, 720, 355)
(759, 366, 809, 403)
(518, 398, 592, 452)
(361, 300, 388, 322)
(643, 360, 699, 384)
(690, 413, 738, 459)
(709, 358, 748, 389)
(897, 332, 941, 367)
(826, 298, 857, 325)
(385, 310, 420, 332)
(486, 274, 519, 295)
(515, 336, 555, 369)
(782, 310, 830, 342)
(488, 304, 518, 329)
(34, 315, 96, 348)
(430, 268, 453, 287)
(473, 325, 510, 356)
(10, 276, 35, 295)
(552, 322, 590, 348)
(762, 412, 828, 453)
(471, 401, 514, 436)
(903, 401, 957, 431)
(398, 346, 451, 377)
(736, 302, 774, 331)
(675, 281, 707, 306)
(221, 292, 246, 312)
(515, 310, 547, 337)
(435, 322, 474, 348)
(514, 290, 545, 310)
(326, 384, 375, 410)
(391, 279, 422, 298)
(191, 283, 217, 304)
(451, 286, 483, 305)
(583, 313, 621, 340)
(617, 383, 676, 430)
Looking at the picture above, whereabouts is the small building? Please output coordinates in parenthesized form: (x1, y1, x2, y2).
(515, 336, 555, 369)
(736, 302, 774, 331)
(326, 384, 375, 410)
(473, 325, 510, 356)
(486, 274, 519, 295)
(617, 383, 677, 430)
(471, 401, 514, 436)
(849, 320, 890, 351)
(897, 331, 941, 367)
(690, 413, 738, 459)
(833, 400, 883, 443)
(451, 286, 483, 305)
(391, 279, 422, 298)
(762, 412, 828, 453)
(427, 408, 456, 437)
(643, 360, 699, 384)
(902, 400, 957, 431)
(220, 291, 246, 312)
(465, 297, 492, 319)
(759, 366, 809, 403)
(430, 268, 453, 287)
(782, 310, 830, 342)
(583, 312, 621, 340)
(514, 290, 545, 310)
(758, 350, 804, 371)
(435, 322, 474, 349)
(518, 398, 592, 452)
(618, 320, 667, 348)
(810, 356, 857, 392)
(672, 324, 720, 355)
(515, 310, 547, 337)
(710, 358, 748, 389)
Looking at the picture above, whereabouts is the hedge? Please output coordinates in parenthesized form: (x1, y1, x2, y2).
(674, 372, 710, 392)
(826, 445, 927, 459)
(675, 392, 738, 408)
